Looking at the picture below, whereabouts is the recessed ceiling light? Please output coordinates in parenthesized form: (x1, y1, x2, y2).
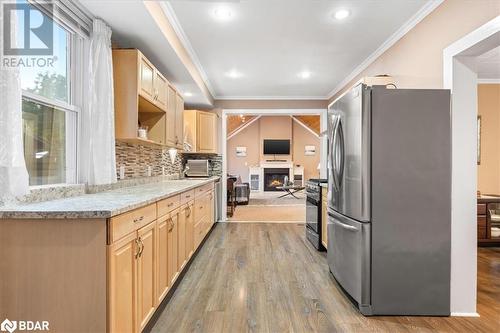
(298, 71, 312, 79)
(225, 69, 243, 79)
(213, 6, 233, 21)
(184, 92, 193, 97)
(334, 9, 350, 20)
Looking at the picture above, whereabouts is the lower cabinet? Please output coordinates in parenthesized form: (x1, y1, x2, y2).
(178, 205, 187, 271)
(137, 222, 156, 332)
(108, 232, 137, 333)
(167, 209, 179, 286)
(185, 201, 195, 259)
(156, 216, 169, 304)
(108, 182, 215, 333)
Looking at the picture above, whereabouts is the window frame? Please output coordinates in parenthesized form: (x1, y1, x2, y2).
(20, 0, 91, 186)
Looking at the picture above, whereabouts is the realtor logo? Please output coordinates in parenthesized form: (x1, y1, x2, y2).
(0, 319, 49, 332)
(0, 319, 17, 333)
(2, 2, 53, 56)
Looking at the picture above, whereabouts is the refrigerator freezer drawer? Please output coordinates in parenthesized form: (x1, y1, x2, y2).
(328, 211, 371, 311)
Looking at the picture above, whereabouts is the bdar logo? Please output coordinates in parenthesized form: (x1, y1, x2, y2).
(0, 319, 17, 333)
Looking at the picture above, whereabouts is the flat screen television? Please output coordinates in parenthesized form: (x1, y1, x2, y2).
(263, 139, 290, 155)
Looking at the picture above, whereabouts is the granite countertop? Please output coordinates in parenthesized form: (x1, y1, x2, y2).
(0, 177, 219, 220)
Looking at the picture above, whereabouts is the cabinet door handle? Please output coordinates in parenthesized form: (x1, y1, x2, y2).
(133, 216, 144, 223)
(135, 238, 141, 259)
(167, 202, 174, 207)
(168, 218, 174, 232)
(185, 206, 191, 218)
(138, 237, 144, 258)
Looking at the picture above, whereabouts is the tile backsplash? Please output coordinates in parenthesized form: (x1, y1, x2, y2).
(115, 141, 183, 179)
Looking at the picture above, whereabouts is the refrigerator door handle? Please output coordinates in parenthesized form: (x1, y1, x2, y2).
(333, 218, 359, 232)
(337, 119, 345, 188)
(332, 116, 341, 191)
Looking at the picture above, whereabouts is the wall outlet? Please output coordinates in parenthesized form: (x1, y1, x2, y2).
(162, 166, 165, 176)
(119, 165, 125, 180)
(147, 166, 152, 177)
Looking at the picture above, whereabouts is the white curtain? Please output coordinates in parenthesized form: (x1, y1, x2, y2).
(0, 10, 29, 202)
(82, 19, 117, 185)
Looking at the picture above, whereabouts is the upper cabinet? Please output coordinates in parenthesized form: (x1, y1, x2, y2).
(112, 49, 184, 149)
(183, 110, 218, 154)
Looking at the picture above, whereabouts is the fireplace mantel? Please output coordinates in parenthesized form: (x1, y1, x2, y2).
(249, 161, 303, 192)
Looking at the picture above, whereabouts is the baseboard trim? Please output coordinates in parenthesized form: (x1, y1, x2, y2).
(450, 312, 480, 317)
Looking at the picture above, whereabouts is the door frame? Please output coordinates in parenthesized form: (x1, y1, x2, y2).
(221, 108, 326, 222)
(443, 16, 500, 316)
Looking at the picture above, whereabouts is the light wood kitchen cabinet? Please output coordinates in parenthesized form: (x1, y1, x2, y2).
(197, 111, 217, 153)
(321, 187, 328, 249)
(175, 93, 184, 149)
(177, 204, 187, 271)
(185, 201, 195, 259)
(113, 49, 168, 147)
(156, 216, 169, 304)
(166, 85, 177, 147)
(136, 221, 157, 332)
(165, 85, 184, 149)
(108, 232, 137, 333)
(167, 209, 179, 286)
(183, 110, 218, 153)
(139, 55, 155, 103)
(3, 181, 217, 333)
(154, 71, 168, 111)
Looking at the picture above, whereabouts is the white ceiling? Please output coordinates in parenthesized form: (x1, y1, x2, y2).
(167, 0, 431, 99)
(477, 45, 500, 80)
(80, 0, 437, 104)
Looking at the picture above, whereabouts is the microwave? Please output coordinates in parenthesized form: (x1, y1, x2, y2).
(185, 160, 210, 177)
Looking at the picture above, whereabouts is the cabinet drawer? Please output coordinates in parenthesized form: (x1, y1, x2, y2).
(478, 226, 487, 240)
(477, 204, 487, 215)
(195, 183, 214, 198)
(181, 190, 195, 204)
(477, 216, 487, 228)
(110, 204, 156, 243)
(157, 195, 180, 217)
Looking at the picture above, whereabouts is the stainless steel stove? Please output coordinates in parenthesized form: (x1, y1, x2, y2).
(305, 178, 327, 250)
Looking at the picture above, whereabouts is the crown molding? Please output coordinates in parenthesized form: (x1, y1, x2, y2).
(159, 2, 216, 97)
(477, 78, 500, 84)
(215, 95, 329, 101)
(326, 0, 445, 100)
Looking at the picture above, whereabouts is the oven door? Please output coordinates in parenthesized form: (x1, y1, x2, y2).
(306, 197, 319, 233)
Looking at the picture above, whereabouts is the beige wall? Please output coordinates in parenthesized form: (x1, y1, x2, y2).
(292, 121, 320, 181)
(215, 99, 328, 110)
(330, 0, 500, 102)
(477, 84, 500, 195)
(259, 116, 293, 160)
(227, 116, 320, 182)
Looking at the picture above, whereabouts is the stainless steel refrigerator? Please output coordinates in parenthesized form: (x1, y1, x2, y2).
(327, 84, 451, 316)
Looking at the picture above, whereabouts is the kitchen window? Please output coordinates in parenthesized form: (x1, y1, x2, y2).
(18, 1, 90, 186)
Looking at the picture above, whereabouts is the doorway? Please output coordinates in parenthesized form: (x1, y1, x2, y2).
(221, 109, 326, 223)
(443, 16, 500, 316)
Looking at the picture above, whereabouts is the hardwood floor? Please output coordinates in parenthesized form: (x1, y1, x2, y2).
(150, 223, 500, 333)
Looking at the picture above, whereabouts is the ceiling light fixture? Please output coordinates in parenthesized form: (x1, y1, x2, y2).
(213, 6, 233, 21)
(334, 9, 350, 20)
(226, 69, 243, 79)
(298, 71, 312, 79)
(184, 92, 193, 97)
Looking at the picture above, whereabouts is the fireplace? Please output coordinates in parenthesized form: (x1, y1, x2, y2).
(264, 168, 289, 191)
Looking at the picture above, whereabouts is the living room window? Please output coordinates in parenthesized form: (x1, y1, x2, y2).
(18, 2, 89, 186)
